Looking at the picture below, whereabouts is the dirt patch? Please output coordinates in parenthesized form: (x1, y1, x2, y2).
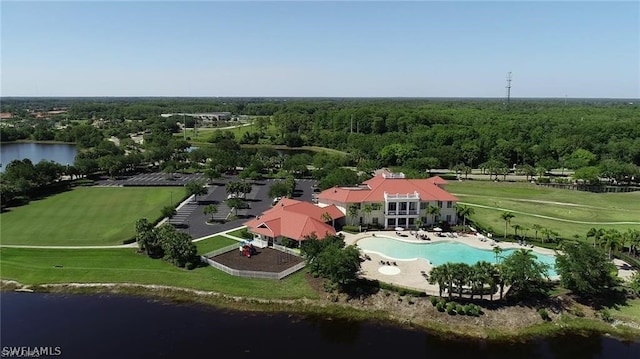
(211, 247, 304, 273)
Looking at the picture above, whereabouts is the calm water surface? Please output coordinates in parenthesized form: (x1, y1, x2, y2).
(0, 143, 77, 171)
(1, 292, 638, 358)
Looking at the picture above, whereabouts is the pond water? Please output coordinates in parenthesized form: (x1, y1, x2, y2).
(1, 292, 638, 358)
(0, 142, 77, 171)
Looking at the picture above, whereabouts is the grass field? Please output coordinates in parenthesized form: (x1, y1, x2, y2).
(0, 247, 318, 300)
(195, 235, 238, 254)
(0, 187, 180, 246)
(446, 180, 640, 240)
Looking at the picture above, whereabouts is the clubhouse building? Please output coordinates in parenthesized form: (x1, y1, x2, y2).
(244, 171, 459, 245)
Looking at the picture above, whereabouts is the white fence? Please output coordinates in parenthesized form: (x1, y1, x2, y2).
(201, 246, 306, 280)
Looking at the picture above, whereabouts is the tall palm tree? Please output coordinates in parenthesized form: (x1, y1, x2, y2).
(427, 204, 441, 227)
(362, 204, 373, 226)
(492, 246, 503, 264)
(347, 203, 359, 226)
(532, 224, 543, 243)
(500, 212, 515, 240)
(450, 263, 471, 298)
(473, 261, 495, 300)
(512, 224, 523, 240)
(603, 229, 621, 260)
(587, 227, 605, 248)
(428, 265, 448, 298)
(455, 204, 475, 227)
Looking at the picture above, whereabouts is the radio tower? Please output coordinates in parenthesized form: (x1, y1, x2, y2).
(505, 72, 512, 108)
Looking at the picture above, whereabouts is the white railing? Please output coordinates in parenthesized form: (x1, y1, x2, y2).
(384, 191, 420, 200)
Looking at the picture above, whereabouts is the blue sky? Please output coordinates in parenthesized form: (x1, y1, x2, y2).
(1, 1, 638, 98)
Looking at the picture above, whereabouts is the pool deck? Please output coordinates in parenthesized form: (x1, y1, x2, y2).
(341, 230, 637, 295)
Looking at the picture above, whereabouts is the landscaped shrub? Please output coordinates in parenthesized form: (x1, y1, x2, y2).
(342, 225, 361, 233)
(466, 306, 479, 317)
(436, 302, 445, 312)
(598, 308, 613, 323)
(456, 304, 465, 315)
(446, 302, 457, 315)
(538, 308, 551, 321)
(239, 228, 253, 239)
(430, 296, 439, 306)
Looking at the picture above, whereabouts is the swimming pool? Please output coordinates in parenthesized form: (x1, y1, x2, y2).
(357, 236, 557, 276)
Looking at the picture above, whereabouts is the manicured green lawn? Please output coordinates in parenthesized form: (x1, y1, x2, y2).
(0, 187, 180, 246)
(612, 298, 640, 323)
(195, 235, 238, 254)
(446, 181, 640, 240)
(0, 247, 318, 300)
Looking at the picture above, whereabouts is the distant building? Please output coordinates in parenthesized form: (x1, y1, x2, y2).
(160, 112, 232, 121)
(0, 112, 14, 119)
(317, 171, 459, 229)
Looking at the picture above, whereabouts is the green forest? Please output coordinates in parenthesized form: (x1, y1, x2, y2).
(3, 98, 638, 181)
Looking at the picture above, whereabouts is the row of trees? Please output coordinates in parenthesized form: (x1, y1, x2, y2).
(429, 242, 623, 302)
(428, 249, 551, 300)
(5, 98, 638, 176)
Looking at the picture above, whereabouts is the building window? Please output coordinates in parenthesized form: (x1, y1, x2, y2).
(409, 202, 417, 211)
(387, 218, 395, 227)
(408, 218, 415, 226)
(437, 201, 443, 208)
(420, 202, 428, 210)
(447, 201, 452, 208)
(398, 218, 407, 226)
(372, 217, 378, 225)
(388, 202, 397, 211)
(446, 214, 452, 223)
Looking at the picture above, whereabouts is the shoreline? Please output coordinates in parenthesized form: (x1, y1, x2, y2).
(3, 279, 639, 343)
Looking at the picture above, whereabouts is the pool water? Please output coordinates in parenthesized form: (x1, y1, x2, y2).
(357, 236, 557, 276)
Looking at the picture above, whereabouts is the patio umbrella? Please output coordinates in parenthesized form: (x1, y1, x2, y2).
(433, 227, 442, 232)
(394, 227, 404, 232)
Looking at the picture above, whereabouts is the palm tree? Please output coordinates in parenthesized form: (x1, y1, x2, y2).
(501, 248, 550, 297)
(321, 212, 334, 228)
(472, 261, 495, 300)
(203, 204, 218, 222)
(428, 265, 448, 298)
(521, 226, 529, 243)
(603, 229, 621, 260)
(587, 227, 605, 248)
(500, 212, 515, 240)
(455, 204, 475, 227)
(450, 263, 471, 298)
(492, 246, 503, 264)
(427, 204, 441, 227)
(512, 223, 523, 240)
(362, 204, 373, 226)
(347, 203, 359, 226)
(540, 228, 558, 244)
(532, 224, 542, 243)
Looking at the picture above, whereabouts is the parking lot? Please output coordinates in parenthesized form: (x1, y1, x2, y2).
(171, 177, 319, 239)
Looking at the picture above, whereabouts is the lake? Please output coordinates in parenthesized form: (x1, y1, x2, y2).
(1, 292, 638, 358)
(0, 143, 77, 172)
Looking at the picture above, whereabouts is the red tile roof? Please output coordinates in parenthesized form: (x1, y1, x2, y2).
(317, 173, 458, 204)
(244, 198, 344, 241)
